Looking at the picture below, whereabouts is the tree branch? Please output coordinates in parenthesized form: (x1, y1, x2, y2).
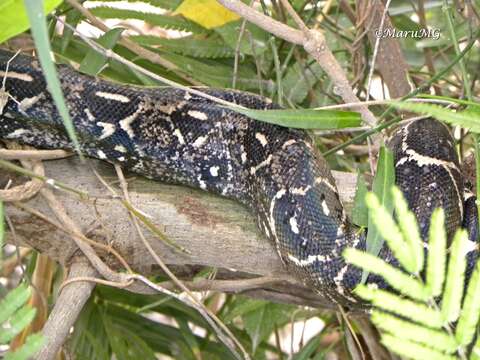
(36, 260, 97, 360)
(3, 157, 359, 309)
(217, 0, 379, 128)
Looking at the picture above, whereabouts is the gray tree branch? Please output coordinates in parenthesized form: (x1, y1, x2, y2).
(4, 157, 359, 309)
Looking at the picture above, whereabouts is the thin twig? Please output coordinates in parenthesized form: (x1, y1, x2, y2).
(65, 0, 202, 86)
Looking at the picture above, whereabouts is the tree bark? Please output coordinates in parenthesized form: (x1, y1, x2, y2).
(4, 156, 359, 309)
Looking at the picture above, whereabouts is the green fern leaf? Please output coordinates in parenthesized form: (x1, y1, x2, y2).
(344, 249, 429, 301)
(84, 0, 182, 10)
(365, 192, 416, 273)
(129, 35, 234, 58)
(455, 259, 480, 346)
(391, 187, 424, 274)
(441, 229, 468, 324)
(89, 7, 206, 33)
(354, 285, 443, 328)
(0, 283, 31, 324)
(0, 306, 36, 343)
(381, 334, 457, 360)
(3, 333, 44, 360)
(425, 208, 447, 297)
(371, 311, 458, 353)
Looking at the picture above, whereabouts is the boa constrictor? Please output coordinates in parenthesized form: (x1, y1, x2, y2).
(0, 49, 477, 308)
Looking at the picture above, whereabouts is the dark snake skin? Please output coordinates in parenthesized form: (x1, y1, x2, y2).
(0, 50, 477, 307)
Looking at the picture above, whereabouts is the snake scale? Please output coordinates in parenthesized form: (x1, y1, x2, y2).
(0, 49, 478, 308)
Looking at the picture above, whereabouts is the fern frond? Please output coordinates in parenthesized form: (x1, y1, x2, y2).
(365, 192, 416, 273)
(129, 35, 234, 58)
(0, 283, 31, 324)
(3, 333, 44, 360)
(344, 249, 429, 301)
(391, 187, 424, 273)
(371, 311, 458, 353)
(89, 7, 206, 33)
(380, 334, 457, 360)
(354, 285, 443, 328)
(456, 259, 480, 346)
(441, 229, 468, 324)
(0, 306, 36, 343)
(425, 208, 447, 297)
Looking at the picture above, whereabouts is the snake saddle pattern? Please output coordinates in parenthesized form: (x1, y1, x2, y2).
(0, 49, 478, 308)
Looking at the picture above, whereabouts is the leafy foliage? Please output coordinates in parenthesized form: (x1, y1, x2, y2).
(0, 0, 479, 358)
(0, 284, 44, 360)
(345, 187, 480, 359)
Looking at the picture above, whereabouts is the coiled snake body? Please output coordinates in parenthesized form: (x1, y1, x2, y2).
(0, 50, 477, 307)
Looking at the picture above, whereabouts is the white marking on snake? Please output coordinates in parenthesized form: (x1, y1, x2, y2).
(333, 265, 349, 295)
(95, 91, 130, 103)
(268, 189, 286, 241)
(209, 166, 219, 177)
(114, 145, 127, 153)
(289, 216, 299, 234)
(250, 154, 272, 175)
(19, 94, 42, 112)
(97, 122, 116, 139)
(315, 177, 337, 193)
(192, 135, 207, 147)
(97, 150, 107, 159)
(396, 150, 457, 168)
(464, 239, 478, 256)
(255, 132, 268, 147)
(282, 139, 297, 149)
(291, 185, 311, 196)
(117, 156, 125, 162)
(7, 128, 28, 137)
(241, 152, 247, 164)
(0, 71, 33, 82)
(287, 253, 328, 266)
(119, 109, 141, 138)
(173, 129, 185, 144)
(397, 148, 463, 219)
(184, 92, 192, 100)
(197, 175, 207, 189)
(188, 110, 208, 120)
(321, 200, 330, 216)
(84, 108, 95, 121)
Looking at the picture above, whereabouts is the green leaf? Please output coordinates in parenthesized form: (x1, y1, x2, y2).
(425, 209, 447, 297)
(365, 192, 416, 273)
(391, 187, 424, 274)
(283, 62, 323, 105)
(0, 284, 31, 324)
(223, 298, 267, 324)
(388, 101, 480, 133)
(79, 28, 124, 76)
(381, 334, 456, 360)
(0, 200, 4, 265)
(89, 7, 205, 33)
(60, 6, 82, 53)
(344, 249, 429, 302)
(365, 146, 395, 264)
(371, 311, 458, 353)
(215, 20, 269, 55)
(130, 35, 235, 58)
(353, 285, 443, 328)
(0, 0, 62, 43)
(351, 172, 369, 227)
(228, 108, 361, 129)
(24, 0, 82, 156)
(456, 259, 480, 346)
(0, 305, 36, 343)
(4, 333, 44, 360)
(441, 229, 469, 324)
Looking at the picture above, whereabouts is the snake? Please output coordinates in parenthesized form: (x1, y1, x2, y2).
(0, 49, 478, 308)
